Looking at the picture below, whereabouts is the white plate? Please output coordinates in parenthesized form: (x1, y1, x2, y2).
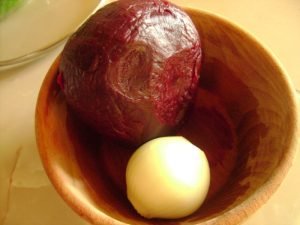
(0, 0, 102, 69)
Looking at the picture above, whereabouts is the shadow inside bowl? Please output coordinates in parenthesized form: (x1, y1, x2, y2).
(36, 8, 298, 225)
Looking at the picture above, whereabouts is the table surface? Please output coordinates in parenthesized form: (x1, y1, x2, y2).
(0, 0, 299, 225)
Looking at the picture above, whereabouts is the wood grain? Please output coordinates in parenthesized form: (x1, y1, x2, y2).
(35, 8, 299, 225)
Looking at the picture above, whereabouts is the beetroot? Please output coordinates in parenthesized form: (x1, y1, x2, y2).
(58, 0, 202, 146)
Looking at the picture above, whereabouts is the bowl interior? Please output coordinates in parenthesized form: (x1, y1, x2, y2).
(36, 8, 298, 225)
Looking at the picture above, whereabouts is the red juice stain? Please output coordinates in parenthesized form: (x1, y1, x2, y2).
(178, 89, 238, 200)
(64, 56, 268, 222)
(56, 72, 64, 90)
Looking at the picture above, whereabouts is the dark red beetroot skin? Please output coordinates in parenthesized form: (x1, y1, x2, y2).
(58, 0, 202, 146)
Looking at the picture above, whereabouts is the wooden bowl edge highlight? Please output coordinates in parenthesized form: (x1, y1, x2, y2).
(35, 8, 300, 225)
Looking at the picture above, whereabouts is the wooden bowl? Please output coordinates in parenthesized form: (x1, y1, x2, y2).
(35, 8, 299, 225)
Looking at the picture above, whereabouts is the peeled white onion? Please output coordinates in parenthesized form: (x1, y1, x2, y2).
(126, 136, 210, 219)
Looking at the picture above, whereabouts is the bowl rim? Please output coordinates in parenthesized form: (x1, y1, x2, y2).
(186, 8, 300, 225)
(35, 7, 300, 225)
(0, 0, 103, 70)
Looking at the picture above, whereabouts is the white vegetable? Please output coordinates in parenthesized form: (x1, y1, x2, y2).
(126, 136, 210, 219)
